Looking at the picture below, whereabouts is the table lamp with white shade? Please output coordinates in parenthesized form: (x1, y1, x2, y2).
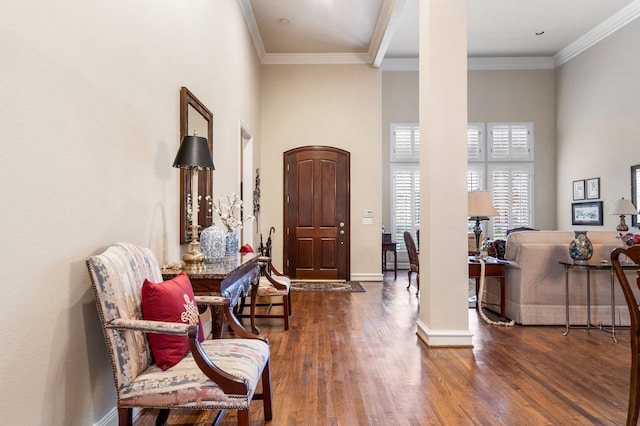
(468, 190, 498, 259)
(608, 197, 637, 232)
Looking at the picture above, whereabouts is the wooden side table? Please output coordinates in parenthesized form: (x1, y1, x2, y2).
(468, 256, 508, 320)
(382, 241, 397, 279)
(162, 253, 260, 338)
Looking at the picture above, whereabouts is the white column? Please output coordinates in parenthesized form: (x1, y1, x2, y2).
(416, 0, 472, 346)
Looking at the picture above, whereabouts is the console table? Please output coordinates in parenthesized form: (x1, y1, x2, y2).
(162, 253, 260, 338)
(468, 256, 508, 320)
(559, 260, 637, 343)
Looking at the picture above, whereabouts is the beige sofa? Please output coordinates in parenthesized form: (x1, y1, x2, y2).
(482, 230, 638, 325)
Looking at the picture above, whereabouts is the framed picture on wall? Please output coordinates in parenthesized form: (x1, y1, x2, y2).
(586, 177, 600, 199)
(572, 201, 603, 226)
(573, 180, 585, 201)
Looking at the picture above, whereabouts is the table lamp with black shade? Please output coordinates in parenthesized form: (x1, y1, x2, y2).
(173, 134, 215, 270)
(468, 190, 498, 259)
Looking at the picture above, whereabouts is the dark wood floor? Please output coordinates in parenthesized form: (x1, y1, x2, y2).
(134, 272, 633, 425)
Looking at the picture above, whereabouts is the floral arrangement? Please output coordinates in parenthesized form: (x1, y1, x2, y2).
(617, 232, 640, 246)
(211, 193, 255, 231)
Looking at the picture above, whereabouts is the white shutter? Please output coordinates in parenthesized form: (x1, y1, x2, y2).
(391, 123, 419, 162)
(467, 164, 483, 191)
(488, 123, 534, 161)
(488, 164, 533, 239)
(391, 165, 420, 252)
(467, 123, 485, 161)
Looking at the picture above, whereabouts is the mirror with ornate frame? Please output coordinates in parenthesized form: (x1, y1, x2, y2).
(632, 164, 640, 228)
(179, 87, 214, 244)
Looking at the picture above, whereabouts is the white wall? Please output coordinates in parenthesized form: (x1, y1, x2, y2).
(0, 1, 261, 424)
(556, 18, 640, 232)
(260, 64, 382, 279)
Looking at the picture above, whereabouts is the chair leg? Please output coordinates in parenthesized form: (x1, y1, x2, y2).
(236, 409, 250, 426)
(118, 408, 133, 426)
(628, 347, 640, 426)
(416, 274, 420, 296)
(262, 359, 273, 421)
(155, 409, 170, 426)
(283, 294, 290, 330)
(287, 292, 292, 316)
(406, 271, 412, 289)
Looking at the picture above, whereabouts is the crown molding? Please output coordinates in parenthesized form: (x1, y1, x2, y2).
(467, 57, 555, 70)
(261, 52, 372, 65)
(380, 57, 555, 71)
(238, 0, 266, 61)
(380, 58, 418, 71)
(554, 0, 640, 66)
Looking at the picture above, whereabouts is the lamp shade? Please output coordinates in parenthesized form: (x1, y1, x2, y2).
(172, 135, 215, 170)
(608, 197, 637, 215)
(468, 190, 498, 218)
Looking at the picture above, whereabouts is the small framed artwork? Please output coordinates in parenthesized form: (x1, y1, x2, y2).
(573, 180, 585, 201)
(572, 201, 603, 226)
(586, 177, 600, 199)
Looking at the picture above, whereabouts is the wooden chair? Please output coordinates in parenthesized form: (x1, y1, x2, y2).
(404, 231, 419, 295)
(611, 245, 640, 426)
(86, 242, 272, 426)
(237, 256, 291, 334)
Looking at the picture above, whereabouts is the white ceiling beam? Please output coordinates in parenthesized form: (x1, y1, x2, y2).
(370, 0, 408, 68)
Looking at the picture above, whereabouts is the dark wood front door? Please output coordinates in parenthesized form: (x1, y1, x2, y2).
(284, 146, 350, 280)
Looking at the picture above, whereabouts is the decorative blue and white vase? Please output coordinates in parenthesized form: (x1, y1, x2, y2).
(225, 230, 239, 255)
(200, 223, 225, 262)
(569, 231, 593, 263)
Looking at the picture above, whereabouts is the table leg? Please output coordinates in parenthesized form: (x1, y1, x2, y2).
(610, 269, 618, 343)
(393, 248, 397, 279)
(563, 265, 570, 336)
(587, 269, 591, 331)
(499, 276, 506, 320)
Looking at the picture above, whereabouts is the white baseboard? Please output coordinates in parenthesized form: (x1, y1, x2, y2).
(94, 407, 117, 426)
(416, 320, 474, 347)
(350, 273, 384, 281)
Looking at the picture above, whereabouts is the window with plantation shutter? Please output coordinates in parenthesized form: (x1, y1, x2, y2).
(487, 164, 533, 239)
(488, 123, 533, 161)
(391, 165, 420, 252)
(391, 123, 420, 162)
(467, 123, 485, 161)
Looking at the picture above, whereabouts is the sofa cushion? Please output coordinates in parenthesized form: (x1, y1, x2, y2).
(142, 272, 204, 370)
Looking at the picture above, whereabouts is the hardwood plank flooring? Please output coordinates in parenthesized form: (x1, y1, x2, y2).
(134, 273, 632, 425)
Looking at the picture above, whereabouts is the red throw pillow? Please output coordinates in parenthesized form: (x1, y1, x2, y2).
(141, 272, 204, 370)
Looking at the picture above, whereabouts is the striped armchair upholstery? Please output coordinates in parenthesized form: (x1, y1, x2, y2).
(86, 242, 272, 426)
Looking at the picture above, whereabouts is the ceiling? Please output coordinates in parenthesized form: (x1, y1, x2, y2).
(240, 0, 640, 68)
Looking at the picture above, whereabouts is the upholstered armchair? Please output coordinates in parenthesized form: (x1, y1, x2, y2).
(404, 231, 419, 295)
(237, 256, 291, 334)
(86, 242, 272, 426)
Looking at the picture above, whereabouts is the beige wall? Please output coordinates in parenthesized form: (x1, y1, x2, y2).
(381, 69, 557, 233)
(468, 69, 557, 231)
(381, 71, 419, 233)
(556, 18, 640, 231)
(260, 64, 382, 280)
(0, 1, 261, 424)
